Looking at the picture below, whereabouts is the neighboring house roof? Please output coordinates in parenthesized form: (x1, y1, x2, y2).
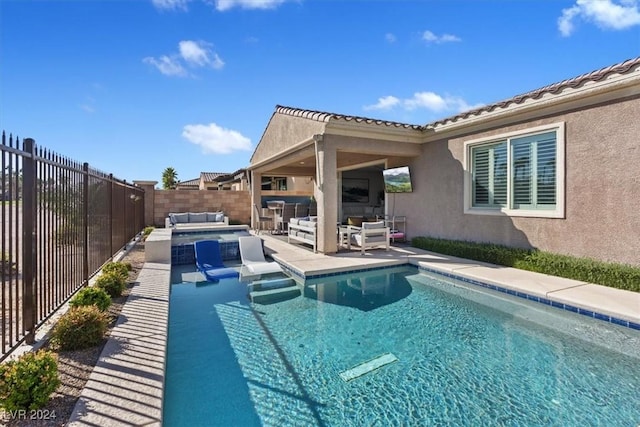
(214, 168, 246, 183)
(200, 172, 227, 182)
(176, 178, 199, 188)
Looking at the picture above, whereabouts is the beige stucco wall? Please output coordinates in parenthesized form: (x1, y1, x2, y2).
(153, 190, 251, 227)
(400, 96, 640, 266)
(251, 113, 326, 164)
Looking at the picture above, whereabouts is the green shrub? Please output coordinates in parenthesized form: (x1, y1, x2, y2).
(0, 350, 60, 411)
(95, 272, 126, 297)
(143, 226, 154, 239)
(101, 261, 130, 281)
(69, 287, 111, 311)
(411, 236, 640, 292)
(411, 236, 531, 267)
(51, 306, 109, 351)
(520, 251, 640, 292)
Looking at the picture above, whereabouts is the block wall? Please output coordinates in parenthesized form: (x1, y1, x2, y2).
(152, 190, 251, 227)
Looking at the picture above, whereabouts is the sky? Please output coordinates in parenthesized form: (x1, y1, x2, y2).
(1, 0, 639, 187)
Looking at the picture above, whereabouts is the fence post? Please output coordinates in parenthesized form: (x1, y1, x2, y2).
(83, 163, 89, 285)
(108, 174, 113, 257)
(22, 138, 36, 344)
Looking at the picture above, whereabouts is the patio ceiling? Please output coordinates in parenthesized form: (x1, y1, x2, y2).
(255, 147, 417, 177)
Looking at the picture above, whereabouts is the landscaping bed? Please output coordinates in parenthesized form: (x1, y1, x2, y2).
(1, 242, 146, 427)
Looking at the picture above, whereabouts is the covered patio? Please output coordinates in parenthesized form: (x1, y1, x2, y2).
(248, 105, 424, 254)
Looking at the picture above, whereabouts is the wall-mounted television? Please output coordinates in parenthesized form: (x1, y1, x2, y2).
(383, 166, 413, 193)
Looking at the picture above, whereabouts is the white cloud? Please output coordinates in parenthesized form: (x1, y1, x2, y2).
(405, 92, 482, 113)
(80, 104, 95, 113)
(213, 0, 287, 11)
(144, 40, 224, 76)
(210, 53, 225, 69)
(154, 0, 291, 12)
(422, 30, 461, 44)
(179, 40, 225, 69)
(143, 55, 188, 77)
(182, 123, 253, 154)
(365, 91, 483, 115)
(152, 0, 190, 11)
(364, 96, 401, 111)
(385, 33, 397, 43)
(404, 92, 448, 111)
(558, 0, 640, 36)
(179, 40, 210, 66)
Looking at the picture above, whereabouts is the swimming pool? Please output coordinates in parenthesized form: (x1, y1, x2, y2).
(163, 265, 640, 426)
(171, 228, 252, 265)
(171, 227, 251, 245)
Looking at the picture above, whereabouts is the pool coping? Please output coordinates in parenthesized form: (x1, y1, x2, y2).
(276, 259, 640, 330)
(68, 261, 170, 426)
(67, 234, 640, 425)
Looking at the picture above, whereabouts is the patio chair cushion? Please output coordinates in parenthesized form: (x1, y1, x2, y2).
(189, 212, 207, 222)
(347, 216, 364, 227)
(170, 213, 190, 224)
(362, 221, 385, 230)
(207, 211, 225, 222)
(289, 217, 306, 226)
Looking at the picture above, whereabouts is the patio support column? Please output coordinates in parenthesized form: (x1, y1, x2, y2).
(250, 170, 262, 231)
(315, 136, 338, 254)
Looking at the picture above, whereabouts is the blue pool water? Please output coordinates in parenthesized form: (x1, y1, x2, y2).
(171, 228, 251, 265)
(163, 265, 640, 426)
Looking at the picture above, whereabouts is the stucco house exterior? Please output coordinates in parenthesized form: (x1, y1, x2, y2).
(248, 57, 640, 266)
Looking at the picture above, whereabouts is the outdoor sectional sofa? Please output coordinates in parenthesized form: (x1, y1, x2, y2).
(165, 211, 229, 228)
(288, 216, 318, 253)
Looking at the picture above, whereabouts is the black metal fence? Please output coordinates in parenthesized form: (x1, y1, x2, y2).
(1, 132, 145, 360)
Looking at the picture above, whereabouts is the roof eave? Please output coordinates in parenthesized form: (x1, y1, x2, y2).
(324, 119, 426, 143)
(424, 69, 640, 139)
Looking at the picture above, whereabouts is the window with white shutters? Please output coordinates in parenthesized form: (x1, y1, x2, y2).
(465, 123, 564, 218)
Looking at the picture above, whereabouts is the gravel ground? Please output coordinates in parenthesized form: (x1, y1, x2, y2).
(1, 242, 146, 427)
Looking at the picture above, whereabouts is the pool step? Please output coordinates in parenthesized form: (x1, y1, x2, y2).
(249, 277, 300, 304)
(339, 353, 398, 382)
(248, 277, 295, 292)
(250, 284, 301, 304)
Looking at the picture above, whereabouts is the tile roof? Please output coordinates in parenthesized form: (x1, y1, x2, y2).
(203, 169, 245, 186)
(274, 105, 423, 130)
(200, 172, 228, 182)
(176, 178, 199, 187)
(274, 57, 640, 132)
(428, 56, 640, 127)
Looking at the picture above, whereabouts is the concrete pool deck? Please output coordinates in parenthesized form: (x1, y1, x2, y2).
(68, 232, 640, 426)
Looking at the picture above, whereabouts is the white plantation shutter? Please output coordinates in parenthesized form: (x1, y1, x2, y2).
(512, 138, 532, 207)
(470, 130, 557, 211)
(511, 132, 556, 210)
(493, 143, 507, 205)
(472, 146, 490, 205)
(536, 133, 556, 206)
(472, 141, 507, 207)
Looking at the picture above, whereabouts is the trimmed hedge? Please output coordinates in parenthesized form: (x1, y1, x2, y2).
(411, 236, 640, 292)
